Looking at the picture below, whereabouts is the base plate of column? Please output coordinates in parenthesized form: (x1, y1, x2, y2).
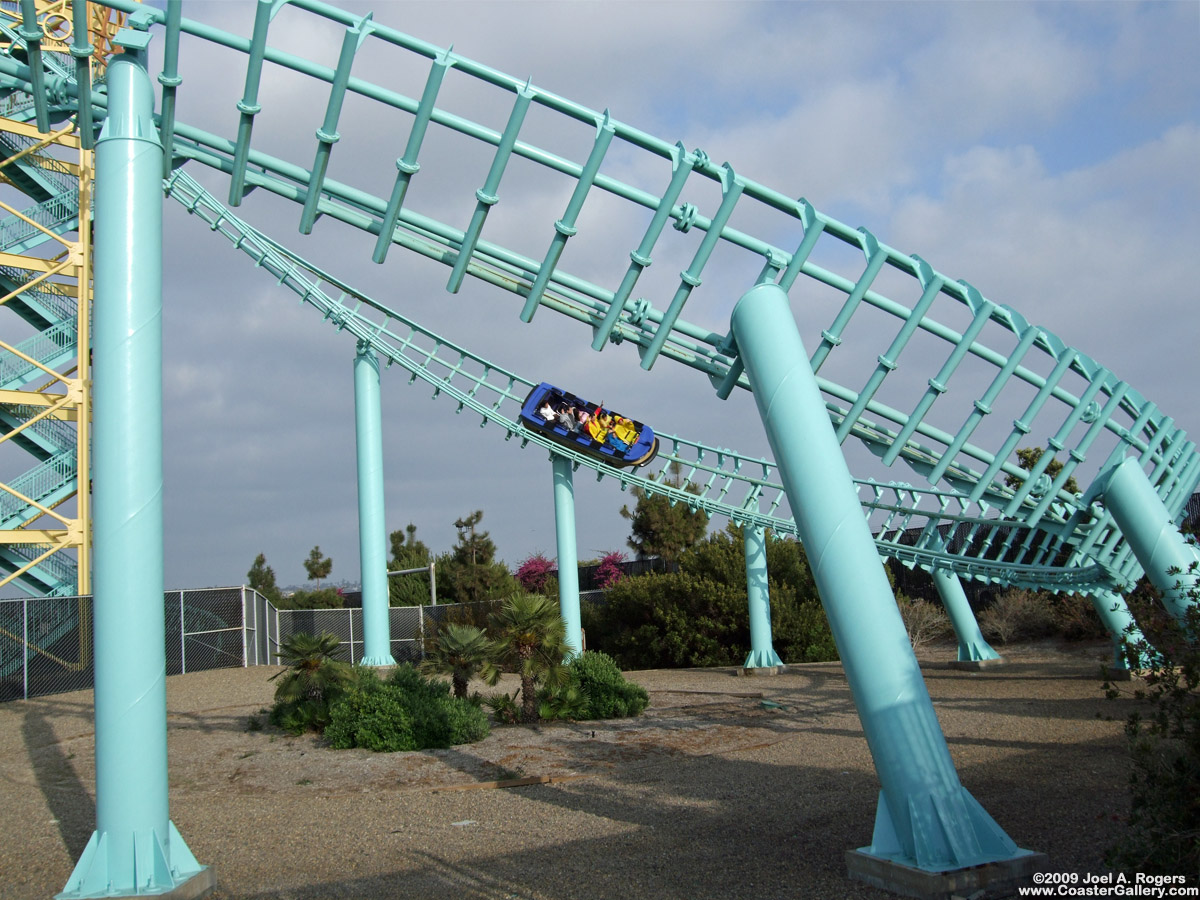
(846, 848, 1047, 900)
(947, 657, 1007, 671)
(736, 665, 784, 677)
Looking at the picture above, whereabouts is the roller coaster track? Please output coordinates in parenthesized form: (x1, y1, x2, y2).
(4, 4, 1198, 891)
(165, 170, 1112, 591)
(0, 0, 1195, 598)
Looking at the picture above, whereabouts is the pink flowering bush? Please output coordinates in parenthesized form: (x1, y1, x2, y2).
(593, 551, 627, 590)
(515, 553, 557, 594)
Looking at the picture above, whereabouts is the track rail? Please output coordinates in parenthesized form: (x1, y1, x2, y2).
(166, 170, 1112, 591)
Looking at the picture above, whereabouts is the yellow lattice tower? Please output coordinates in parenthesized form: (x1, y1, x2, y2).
(0, 0, 126, 75)
(0, 1, 126, 601)
(0, 118, 91, 598)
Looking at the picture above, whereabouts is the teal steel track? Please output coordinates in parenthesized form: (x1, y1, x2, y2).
(0, 0, 1194, 598)
(164, 170, 1113, 592)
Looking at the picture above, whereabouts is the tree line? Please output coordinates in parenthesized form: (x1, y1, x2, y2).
(246, 461, 712, 610)
(245, 447, 1077, 664)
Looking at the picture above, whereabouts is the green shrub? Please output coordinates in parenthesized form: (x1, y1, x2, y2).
(541, 651, 650, 720)
(570, 650, 648, 718)
(539, 682, 589, 721)
(386, 664, 456, 749)
(1104, 587, 1200, 875)
(397, 690, 454, 747)
(587, 564, 838, 669)
(325, 664, 489, 752)
(326, 688, 416, 752)
(276, 587, 344, 610)
(484, 690, 521, 725)
(774, 599, 839, 663)
(591, 572, 745, 669)
(583, 526, 838, 669)
(268, 632, 358, 734)
(443, 695, 491, 744)
(270, 699, 332, 736)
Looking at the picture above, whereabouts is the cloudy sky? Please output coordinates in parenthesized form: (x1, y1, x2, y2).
(124, 0, 1200, 590)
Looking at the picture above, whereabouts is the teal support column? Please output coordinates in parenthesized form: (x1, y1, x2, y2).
(1092, 456, 1200, 622)
(1090, 589, 1147, 671)
(355, 341, 395, 666)
(731, 283, 1034, 873)
(552, 454, 583, 656)
(60, 36, 209, 899)
(931, 569, 1001, 665)
(743, 525, 783, 669)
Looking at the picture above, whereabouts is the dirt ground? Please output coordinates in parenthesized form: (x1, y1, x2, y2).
(0, 640, 1158, 900)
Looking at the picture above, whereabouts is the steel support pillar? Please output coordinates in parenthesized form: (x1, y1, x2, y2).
(743, 525, 783, 669)
(60, 36, 210, 899)
(731, 283, 1035, 875)
(552, 454, 583, 656)
(354, 341, 395, 666)
(1089, 589, 1146, 671)
(1091, 456, 1200, 622)
(931, 569, 1001, 666)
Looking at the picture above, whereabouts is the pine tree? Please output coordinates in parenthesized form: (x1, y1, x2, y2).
(1005, 446, 1080, 495)
(619, 461, 709, 561)
(303, 545, 333, 587)
(388, 523, 433, 606)
(247, 553, 283, 605)
(437, 510, 518, 604)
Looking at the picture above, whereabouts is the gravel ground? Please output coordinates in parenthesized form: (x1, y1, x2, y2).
(0, 641, 1144, 900)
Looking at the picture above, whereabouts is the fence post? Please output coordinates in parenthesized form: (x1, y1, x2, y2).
(22, 597, 29, 701)
(241, 588, 249, 668)
(254, 589, 264, 666)
(253, 590, 261, 666)
(179, 591, 187, 675)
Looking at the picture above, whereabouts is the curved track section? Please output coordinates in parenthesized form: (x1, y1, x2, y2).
(0, 0, 1193, 595)
(166, 171, 1108, 591)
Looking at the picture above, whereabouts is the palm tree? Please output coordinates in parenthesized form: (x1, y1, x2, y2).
(271, 631, 355, 708)
(419, 622, 495, 698)
(488, 593, 571, 723)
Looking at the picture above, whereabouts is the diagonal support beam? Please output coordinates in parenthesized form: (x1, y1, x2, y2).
(731, 281, 1036, 873)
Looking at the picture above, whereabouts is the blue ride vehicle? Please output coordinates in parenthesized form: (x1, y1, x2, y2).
(518, 382, 659, 468)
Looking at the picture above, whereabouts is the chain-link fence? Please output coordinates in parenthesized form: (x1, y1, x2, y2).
(259, 597, 507, 666)
(0, 587, 254, 702)
(1, 587, 504, 702)
(262, 602, 427, 666)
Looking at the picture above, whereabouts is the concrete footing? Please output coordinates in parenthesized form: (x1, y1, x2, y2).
(736, 665, 784, 677)
(62, 868, 218, 900)
(846, 849, 1047, 900)
(947, 657, 1007, 671)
